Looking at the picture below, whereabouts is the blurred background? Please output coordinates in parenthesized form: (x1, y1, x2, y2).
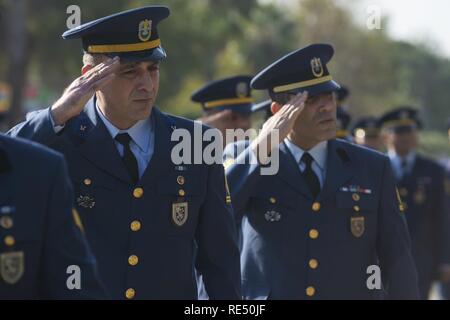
(0, 0, 449, 158)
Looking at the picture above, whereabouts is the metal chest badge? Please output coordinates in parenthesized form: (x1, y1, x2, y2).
(76, 195, 95, 209)
(350, 216, 365, 238)
(413, 188, 426, 205)
(0, 251, 24, 284)
(172, 202, 188, 226)
(265, 210, 281, 222)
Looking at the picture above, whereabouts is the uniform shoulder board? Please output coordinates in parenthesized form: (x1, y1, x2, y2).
(72, 208, 85, 232)
(223, 158, 235, 170)
(224, 173, 232, 205)
(395, 187, 405, 213)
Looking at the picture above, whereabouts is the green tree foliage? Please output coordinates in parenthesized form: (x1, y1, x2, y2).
(0, 0, 449, 155)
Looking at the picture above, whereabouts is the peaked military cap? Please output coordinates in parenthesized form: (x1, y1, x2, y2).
(62, 6, 170, 62)
(351, 116, 381, 138)
(191, 75, 254, 114)
(379, 107, 423, 132)
(250, 43, 340, 96)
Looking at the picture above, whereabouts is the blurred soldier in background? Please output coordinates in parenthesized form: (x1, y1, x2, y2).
(336, 107, 353, 141)
(193, 75, 253, 145)
(336, 85, 350, 111)
(440, 118, 450, 299)
(351, 116, 383, 151)
(380, 107, 450, 299)
(251, 99, 272, 123)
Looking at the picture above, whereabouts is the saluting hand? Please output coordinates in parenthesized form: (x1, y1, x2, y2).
(251, 91, 308, 163)
(50, 56, 120, 126)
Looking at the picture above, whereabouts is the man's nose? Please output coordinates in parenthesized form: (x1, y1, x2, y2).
(136, 70, 153, 91)
(318, 98, 335, 113)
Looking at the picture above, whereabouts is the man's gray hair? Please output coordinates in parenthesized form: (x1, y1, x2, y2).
(82, 52, 106, 66)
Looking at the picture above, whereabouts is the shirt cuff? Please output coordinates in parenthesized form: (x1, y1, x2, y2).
(49, 109, 65, 133)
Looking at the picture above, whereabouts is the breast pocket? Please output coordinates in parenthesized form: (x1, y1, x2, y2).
(156, 171, 206, 238)
(71, 174, 118, 238)
(248, 190, 296, 242)
(72, 174, 115, 211)
(333, 192, 378, 244)
(0, 217, 42, 289)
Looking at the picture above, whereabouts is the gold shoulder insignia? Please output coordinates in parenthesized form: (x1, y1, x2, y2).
(395, 187, 405, 213)
(224, 174, 232, 205)
(72, 208, 84, 232)
(223, 158, 235, 170)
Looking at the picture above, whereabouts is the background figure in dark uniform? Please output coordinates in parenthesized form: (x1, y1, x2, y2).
(336, 107, 353, 141)
(8, 6, 241, 299)
(351, 116, 383, 151)
(336, 85, 350, 111)
(440, 118, 450, 299)
(225, 44, 418, 299)
(0, 134, 104, 299)
(380, 107, 450, 299)
(193, 75, 253, 144)
(251, 100, 272, 122)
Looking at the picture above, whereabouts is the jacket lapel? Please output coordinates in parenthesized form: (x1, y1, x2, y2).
(138, 108, 172, 184)
(277, 142, 313, 199)
(72, 98, 131, 184)
(0, 140, 14, 204)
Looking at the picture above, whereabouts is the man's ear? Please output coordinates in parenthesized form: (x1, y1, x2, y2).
(81, 64, 94, 75)
(270, 102, 282, 115)
(380, 130, 390, 146)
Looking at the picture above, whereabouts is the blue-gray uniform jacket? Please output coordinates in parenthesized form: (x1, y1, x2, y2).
(0, 134, 105, 299)
(394, 154, 450, 299)
(7, 98, 241, 300)
(224, 139, 419, 299)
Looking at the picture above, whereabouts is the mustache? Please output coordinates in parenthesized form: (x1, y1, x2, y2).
(316, 116, 336, 123)
(132, 96, 153, 100)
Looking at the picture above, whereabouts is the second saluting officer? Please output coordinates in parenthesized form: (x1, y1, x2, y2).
(224, 44, 419, 299)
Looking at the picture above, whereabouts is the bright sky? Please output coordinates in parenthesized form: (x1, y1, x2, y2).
(357, 0, 450, 58)
(264, 0, 450, 59)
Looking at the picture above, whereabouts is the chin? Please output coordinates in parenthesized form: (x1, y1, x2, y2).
(318, 128, 336, 141)
(131, 103, 153, 120)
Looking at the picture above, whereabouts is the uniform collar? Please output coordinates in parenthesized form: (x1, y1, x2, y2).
(95, 102, 152, 153)
(284, 138, 327, 171)
(388, 150, 416, 167)
(0, 136, 12, 174)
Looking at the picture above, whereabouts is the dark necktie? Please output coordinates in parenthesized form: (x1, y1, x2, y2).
(301, 152, 321, 198)
(115, 133, 139, 184)
(400, 158, 408, 179)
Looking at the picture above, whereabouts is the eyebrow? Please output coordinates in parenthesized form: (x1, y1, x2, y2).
(119, 62, 139, 71)
(119, 61, 160, 71)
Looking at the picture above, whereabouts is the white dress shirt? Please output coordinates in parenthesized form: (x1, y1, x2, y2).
(284, 139, 328, 188)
